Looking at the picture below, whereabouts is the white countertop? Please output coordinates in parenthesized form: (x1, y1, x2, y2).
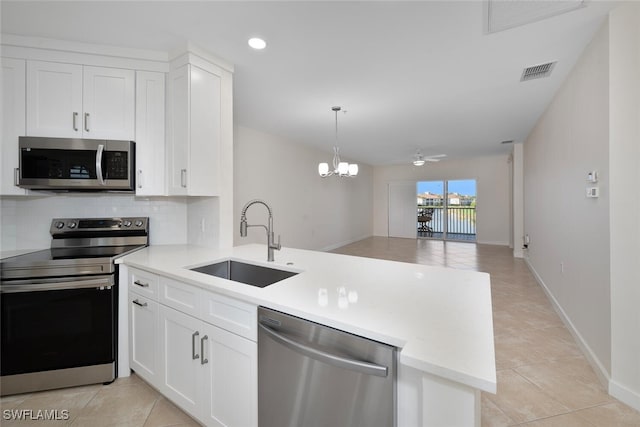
(120, 243, 496, 393)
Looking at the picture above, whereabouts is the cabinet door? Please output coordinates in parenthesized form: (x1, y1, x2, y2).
(1, 58, 27, 195)
(158, 305, 203, 418)
(82, 66, 135, 140)
(26, 60, 82, 137)
(188, 65, 221, 196)
(129, 293, 159, 384)
(135, 71, 166, 196)
(166, 65, 189, 195)
(201, 323, 257, 427)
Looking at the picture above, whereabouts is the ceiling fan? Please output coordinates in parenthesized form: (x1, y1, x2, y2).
(412, 151, 446, 166)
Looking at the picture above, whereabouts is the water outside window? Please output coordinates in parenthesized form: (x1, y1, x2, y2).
(417, 180, 477, 242)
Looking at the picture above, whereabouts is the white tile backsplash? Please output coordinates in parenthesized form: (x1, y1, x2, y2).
(0, 194, 189, 251)
(187, 197, 220, 249)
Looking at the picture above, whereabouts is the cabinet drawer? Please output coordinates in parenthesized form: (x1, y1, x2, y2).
(201, 292, 257, 341)
(129, 268, 159, 300)
(160, 277, 200, 317)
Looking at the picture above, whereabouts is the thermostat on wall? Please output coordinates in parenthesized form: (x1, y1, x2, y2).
(587, 171, 598, 183)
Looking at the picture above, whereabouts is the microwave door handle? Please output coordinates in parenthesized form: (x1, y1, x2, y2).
(96, 144, 106, 185)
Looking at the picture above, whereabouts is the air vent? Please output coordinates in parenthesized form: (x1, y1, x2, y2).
(521, 62, 556, 82)
(501, 140, 514, 145)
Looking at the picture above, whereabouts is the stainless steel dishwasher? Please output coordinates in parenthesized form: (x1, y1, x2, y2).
(258, 307, 396, 427)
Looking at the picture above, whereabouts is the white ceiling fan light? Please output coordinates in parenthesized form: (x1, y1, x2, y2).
(412, 151, 446, 166)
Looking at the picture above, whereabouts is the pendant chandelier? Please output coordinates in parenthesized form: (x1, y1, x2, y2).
(318, 106, 358, 178)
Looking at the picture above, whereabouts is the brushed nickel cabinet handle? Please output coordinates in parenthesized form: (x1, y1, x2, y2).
(192, 331, 200, 360)
(200, 335, 208, 365)
(73, 112, 79, 131)
(84, 112, 90, 132)
(181, 169, 187, 188)
(132, 299, 147, 307)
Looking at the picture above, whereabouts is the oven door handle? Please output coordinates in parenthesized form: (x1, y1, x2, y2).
(0, 276, 114, 293)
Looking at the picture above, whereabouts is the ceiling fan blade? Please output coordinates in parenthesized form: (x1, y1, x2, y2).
(424, 154, 447, 159)
(424, 158, 441, 162)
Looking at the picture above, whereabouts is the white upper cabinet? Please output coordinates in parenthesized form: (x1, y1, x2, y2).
(82, 66, 135, 140)
(1, 57, 28, 195)
(135, 71, 166, 195)
(166, 63, 221, 196)
(26, 60, 134, 140)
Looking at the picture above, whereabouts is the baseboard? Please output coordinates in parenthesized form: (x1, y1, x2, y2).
(524, 257, 611, 388)
(476, 240, 510, 246)
(320, 234, 372, 252)
(609, 379, 640, 412)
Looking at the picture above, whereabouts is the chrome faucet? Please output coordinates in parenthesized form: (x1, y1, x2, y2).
(240, 199, 281, 262)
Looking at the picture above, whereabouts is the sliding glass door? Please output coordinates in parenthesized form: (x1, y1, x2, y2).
(417, 180, 476, 241)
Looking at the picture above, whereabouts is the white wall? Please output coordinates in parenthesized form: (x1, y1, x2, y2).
(609, 2, 640, 411)
(512, 143, 524, 258)
(234, 126, 373, 251)
(523, 20, 611, 378)
(372, 154, 511, 245)
(0, 195, 188, 250)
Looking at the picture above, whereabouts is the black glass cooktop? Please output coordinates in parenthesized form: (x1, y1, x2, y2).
(3, 245, 143, 264)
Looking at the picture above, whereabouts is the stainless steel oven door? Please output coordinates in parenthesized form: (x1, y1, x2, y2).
(0, 275, 117, 396)
(18, 137, 134, 191)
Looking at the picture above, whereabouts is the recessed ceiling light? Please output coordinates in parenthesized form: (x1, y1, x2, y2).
(248, 37, 266, 50)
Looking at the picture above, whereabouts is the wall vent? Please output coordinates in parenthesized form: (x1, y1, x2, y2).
(521, 62, 556, 82)
(501, 140, 514, 144)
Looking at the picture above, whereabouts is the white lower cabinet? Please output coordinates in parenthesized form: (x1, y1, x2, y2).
(159, 304, 203, 417)
(129, 293, 159, 384)
(201, 322, 257, 427)
(128, 268, 257, 427)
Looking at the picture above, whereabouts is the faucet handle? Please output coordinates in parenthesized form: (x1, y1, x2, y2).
(274, 234, 282, 250)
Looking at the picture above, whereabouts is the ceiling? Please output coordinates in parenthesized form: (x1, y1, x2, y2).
(1, 1, 615, 166)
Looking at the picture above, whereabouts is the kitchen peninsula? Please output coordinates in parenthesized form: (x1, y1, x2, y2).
(119, 244, 496, 427)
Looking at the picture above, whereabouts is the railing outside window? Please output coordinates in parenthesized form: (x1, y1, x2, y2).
(417, 206, 476, 235)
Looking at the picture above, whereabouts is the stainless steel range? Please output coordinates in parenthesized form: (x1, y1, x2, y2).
(0, 217, 149, 396)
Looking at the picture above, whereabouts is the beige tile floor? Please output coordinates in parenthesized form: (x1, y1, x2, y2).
(0, 374, 200, 426)
(2, 236, 639, 426)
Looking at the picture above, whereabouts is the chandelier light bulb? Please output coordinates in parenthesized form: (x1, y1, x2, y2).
(338, 162, 349, 175)
(318, 163, 329, 176)
(348, 164, 358, 176)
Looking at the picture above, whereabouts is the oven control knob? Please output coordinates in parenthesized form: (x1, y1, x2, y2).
(55, 221, 65, 229)
(67, 221, 77, 229)
(123, 220, 132, 227)
(134, 220, 144, 227)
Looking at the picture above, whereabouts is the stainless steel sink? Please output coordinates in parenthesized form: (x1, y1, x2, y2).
(190, 259, 298, 288)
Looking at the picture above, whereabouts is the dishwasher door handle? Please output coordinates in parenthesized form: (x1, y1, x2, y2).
(258, 323, 388, 378)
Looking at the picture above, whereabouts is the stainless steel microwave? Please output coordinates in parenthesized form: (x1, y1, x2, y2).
(18, 137, 135, 191)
